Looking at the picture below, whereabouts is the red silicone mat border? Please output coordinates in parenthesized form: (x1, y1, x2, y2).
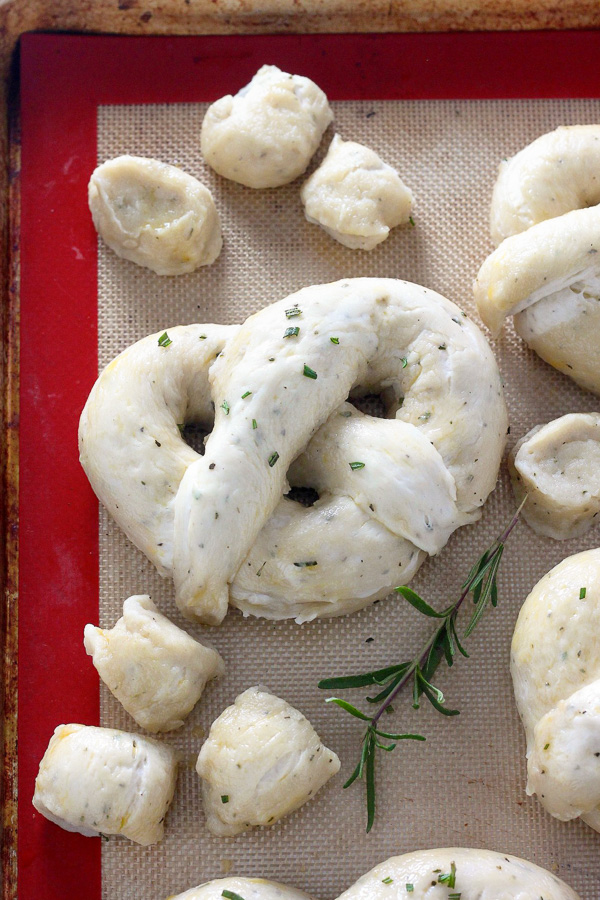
(17, 29, 600, 900)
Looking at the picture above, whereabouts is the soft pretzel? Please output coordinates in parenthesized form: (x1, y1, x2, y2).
(169, 851, 580, 900)
(337, 849, 579, 900)
(79, 278, 507, 625)
(170, 878, 316, 900)
(474, 126, 600, 394)
(509, 413, 600, 540)
(511, 549, 600, 832)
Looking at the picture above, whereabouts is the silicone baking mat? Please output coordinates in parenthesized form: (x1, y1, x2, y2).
(17, 31, 600, 900)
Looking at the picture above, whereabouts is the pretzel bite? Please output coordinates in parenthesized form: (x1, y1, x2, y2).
(509, 413, 600, 540)
(337, 849, 579, 900)
(88, 155, 221, 274)
(33, 724, 177, 844)
(511, 549, 600, 832)
(196, 686, 340, 835)
(301, 134, 414, 249)
(201, 65, 333, 188)
(84, 595, 225, 732)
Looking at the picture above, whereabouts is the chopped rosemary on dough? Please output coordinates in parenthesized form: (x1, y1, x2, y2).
(268, 451, 280, 467)
(252, 419, 257, 430)
(330, 336, 340, 344)
(220, 795, 229, 803)
(401, 357, 408, 368)
(241, 391, 252, 399)
(349, 461, 365, 470)
(382, 877, 393, 884)
(220, 401, 230, 415)
(303, 364, 318, 379)
(293, 560, 318, 568)
(222, 892, 247, 900)
(157, 331, 172, 347)
(580, 586, 587, 599)
(438, 862, 457, 888)
(285, 306, 302, 318)
(408, 216, 415, 227)
(284, 326, 300, 338)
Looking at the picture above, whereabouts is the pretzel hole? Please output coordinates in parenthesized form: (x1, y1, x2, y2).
(179, 422, 211, 454)
(349, 387, 399, 418)
(284, 486, 320, 507)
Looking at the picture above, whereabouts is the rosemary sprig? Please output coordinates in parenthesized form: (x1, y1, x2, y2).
(319, 499, 525, 832)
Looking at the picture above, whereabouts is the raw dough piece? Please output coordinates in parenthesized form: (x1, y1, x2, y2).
(79, 278, 507, 625)
(170, 878, 316, 900)
(338, 848, 580, 900)
(196, 686, 340, 835)
(511, 549, 600, 831)
(88, 155, 222, 275)
(301, 134, 413, 250)
(474, 126, 600, 395)
(509, 413, 600, 539)
(201, 65, 333, 188)
(84, 594, 225, 732)
(33, 723, 177, 844)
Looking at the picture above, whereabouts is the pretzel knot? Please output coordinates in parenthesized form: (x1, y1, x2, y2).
(474, 125, 600, 396)
(79, 278, 507, 625)
(511, 549, 600, 833)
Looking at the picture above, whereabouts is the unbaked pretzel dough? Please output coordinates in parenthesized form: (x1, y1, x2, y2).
(474, 126, 600, 394)
(511, 549, 600, 832)
(79, 278, 507, 625)
(33, 723, 178, 845)
(84, 594, 225, 732)
(337, 849, 580, 900)
(509, 413, 600, 540)
(201, 65, 333, 189)
(300, 134, 414, 249)
(88, 155, 222, 275)
(196, 686, 340, 836)
(170, 878, 316, 900)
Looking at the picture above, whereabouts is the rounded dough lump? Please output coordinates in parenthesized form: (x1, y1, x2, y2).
(200, 65, 333, 188)
(196, 686, 340, 836)
(300, 134, 414, 250)
(511, 549, 600, 831)
(88, 155, 222, 275)
(32, 723, 177, 844)
(84, 594, 225, 732)
(509, 413, 600, 540)
(78, 278, 507, 625)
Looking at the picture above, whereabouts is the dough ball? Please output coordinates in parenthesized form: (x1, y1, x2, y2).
(301, 134, 414, 249)
(33, 724, 177, 845)
(88, 155, 222, 274)
(509, 413, 600, 540)
(201, 65, 333, 188)
(196, 685, 340, 835)
(84, 594, 225, 732)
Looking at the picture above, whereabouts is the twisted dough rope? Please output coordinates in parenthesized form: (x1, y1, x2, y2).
(79, 278, 507, 625)
(169, 850, 580, 900)
(474, 125, 600, 395)
(511, 549, 600, 833)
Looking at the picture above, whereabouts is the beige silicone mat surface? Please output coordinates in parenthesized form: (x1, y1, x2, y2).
(96, 98, 600, 900)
